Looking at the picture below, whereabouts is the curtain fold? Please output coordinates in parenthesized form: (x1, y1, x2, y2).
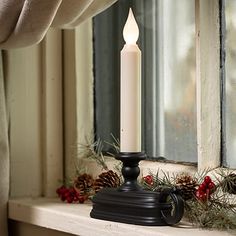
(0, 51, 9, 236)
(0, 0, 62, 48)
(51, 0, 94, 27)
(0, 0, 117, 49)
(57, 0, 119, 27)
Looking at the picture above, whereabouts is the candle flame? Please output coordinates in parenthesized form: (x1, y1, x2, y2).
(123, 8, 139, 44)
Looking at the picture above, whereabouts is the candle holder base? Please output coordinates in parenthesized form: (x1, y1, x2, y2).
(90, 152, 184, 226)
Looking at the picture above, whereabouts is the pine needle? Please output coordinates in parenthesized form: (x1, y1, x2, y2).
(104, 133, 120, 156)
(76, 138, 109, 171)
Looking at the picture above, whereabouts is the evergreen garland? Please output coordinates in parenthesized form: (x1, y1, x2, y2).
(141, 169, 236, 231)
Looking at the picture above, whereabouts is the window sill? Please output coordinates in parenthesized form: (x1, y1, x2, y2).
(8, 198, 233, 236)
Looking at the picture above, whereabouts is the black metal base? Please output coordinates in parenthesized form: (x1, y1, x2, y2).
(90, 152, 184, 226)
(90, 188, 173, 226)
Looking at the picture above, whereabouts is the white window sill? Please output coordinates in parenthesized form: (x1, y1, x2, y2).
(9, 198, 233, 236)
(8, 198, 233, 236)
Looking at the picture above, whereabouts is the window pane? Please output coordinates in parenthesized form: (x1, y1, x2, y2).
(225, 0, 236, 168)
(94, 0, 197, 162)
(157, 0, 196, 162)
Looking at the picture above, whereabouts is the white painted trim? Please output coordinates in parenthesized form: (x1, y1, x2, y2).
(63, 20, 94, 179)
(75, 21, 94, 162)
(5, 46, 43, 197)
(195, 0, 221, 170)
(8, 198, 233, 236)
(41, 28, 64, 197)
(62, 29, 78, 179)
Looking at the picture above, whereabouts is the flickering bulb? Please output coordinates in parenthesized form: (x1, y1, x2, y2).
(123, 8, 139, 45)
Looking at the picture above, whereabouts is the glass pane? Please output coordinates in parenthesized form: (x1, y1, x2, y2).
(157, 0, 197, 162)
(225, 0, 236, 168)
(94, 0, 197, 162)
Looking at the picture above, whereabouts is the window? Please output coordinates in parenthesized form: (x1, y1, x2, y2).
(94, 0, 197, 163)
(6, 0, 235, 201)
(93, 0, 236, 171)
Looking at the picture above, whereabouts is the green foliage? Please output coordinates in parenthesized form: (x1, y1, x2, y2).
(105, 133, 120, 156)
(141, 170, 175, 191)
(76, 138, 109, 171)
(216, 168, 236, 194)
(76, 135, 122, 176)
(141, 168, 236, 231)
(185, 199, 236, 230)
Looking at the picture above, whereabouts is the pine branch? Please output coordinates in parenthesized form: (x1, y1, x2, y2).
(104, 133, 120, 156)
(76, 139, 109, 171)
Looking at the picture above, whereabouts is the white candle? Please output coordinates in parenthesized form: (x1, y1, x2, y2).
(120, 8, 141, 153)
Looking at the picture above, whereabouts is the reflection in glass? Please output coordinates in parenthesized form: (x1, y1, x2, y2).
(225, 0, 236, 167)
(157, 0, 197, 162)
(94, 0, 197, 162)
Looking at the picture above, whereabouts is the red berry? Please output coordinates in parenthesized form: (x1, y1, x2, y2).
(206, 188, 210, 196)
(204, 176, 212, 184)
(64, 191, 70, 198)
(78, 196, 85, 204)
(208, 182, 215, 189)
(197, 191, 207, 201)
(198, 183, 207, 192)
(56, 186, 65, 195)
(57, 186, 85, 203)
(195, 190, 200, 198)
(144, 175, 154, 185)
(195, 189, 201, 196)
(61, 196, 66, 201)
(74, 196, 79, 201)
(67, 197, 73, 203)
(196, 189, 208, 202)
(201, 193, 207, 201)
(69, 187, 74, 193)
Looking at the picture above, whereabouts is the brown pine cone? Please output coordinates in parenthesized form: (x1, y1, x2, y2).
(94, 170, 121, 193)
(74, 173, 94, 195)
(175, 174, 198, 200)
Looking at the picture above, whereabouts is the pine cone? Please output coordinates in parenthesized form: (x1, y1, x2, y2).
(74, 173, 94, 195)
(94, 170, 120, 193)
(221, 173, 236, 194)
(175, 174, 197, 200)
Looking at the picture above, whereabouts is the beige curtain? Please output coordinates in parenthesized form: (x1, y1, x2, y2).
(0, 0, 117, 49)
(0, 1, 117, 235)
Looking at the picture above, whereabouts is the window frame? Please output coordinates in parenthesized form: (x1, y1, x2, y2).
(195, 0, 221, 170)
(69, 0, 222, 174)
(63, 0, 224, 183)
(91, 0, 222, 171)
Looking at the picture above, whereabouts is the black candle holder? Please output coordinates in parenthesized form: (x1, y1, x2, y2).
(90, 152, 184, 226)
